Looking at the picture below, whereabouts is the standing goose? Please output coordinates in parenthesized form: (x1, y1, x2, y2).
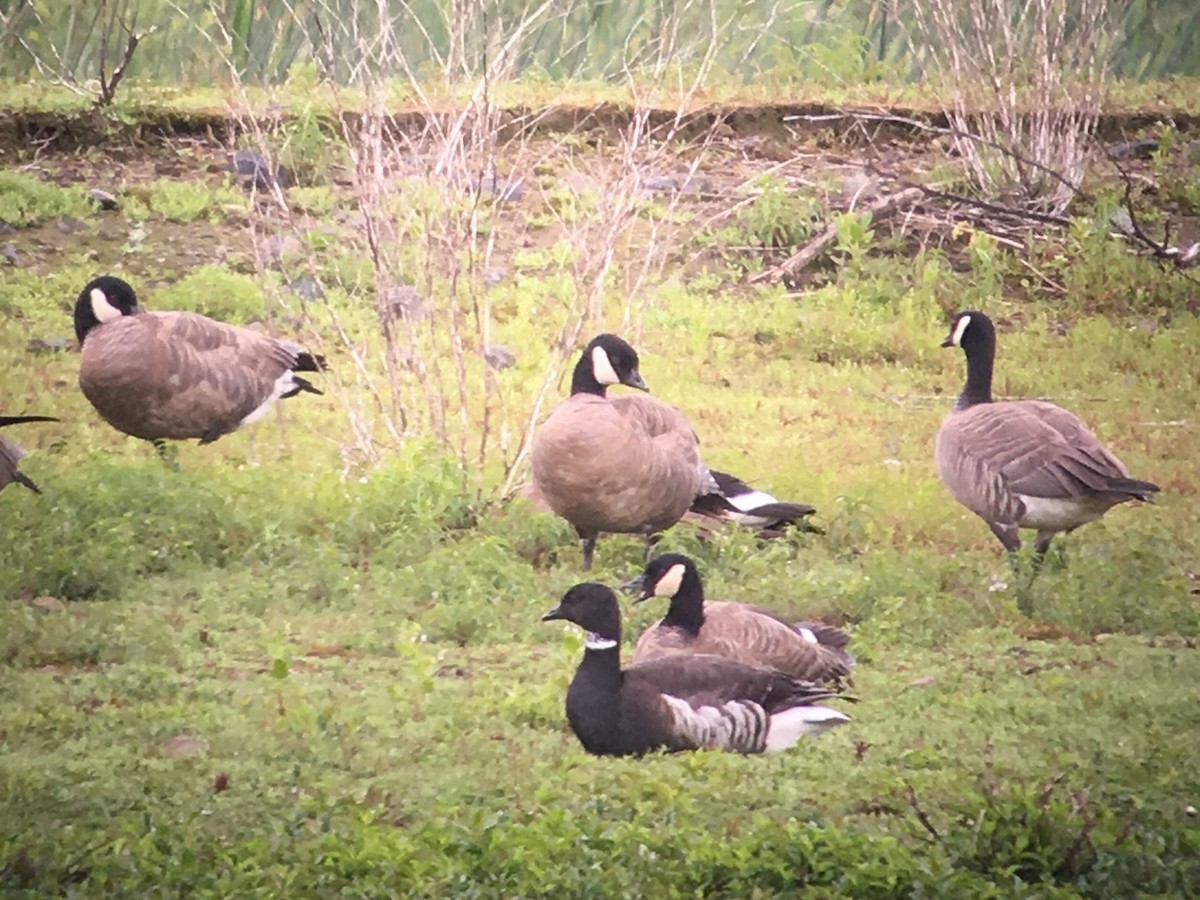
(530, 334, 718, 571)
(688, 469, 817, 536)
(73, 276, 324, 450)
(543, 582, 849, 757)
(630, 553, 853, 685)
(936, 310, 1159, 564)
(0, 415, 58, 494)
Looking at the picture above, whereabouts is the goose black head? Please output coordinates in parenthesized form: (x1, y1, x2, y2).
(633, 553, 700, 605)
(571, 334, 648, 396)
(75, 276, 142, 345)
(542, 582, 622, 643)
(941, 310, 996, 352)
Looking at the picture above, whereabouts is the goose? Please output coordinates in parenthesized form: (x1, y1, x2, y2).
(73, 276, 324, 451)
(0, 415, 58, 494)
(936, 310, 1159, 564)
(530, 333, 719, 571)
(630, 553, 853, 685)
(688, 469, 817, 536)
(543, 582, 849, 756)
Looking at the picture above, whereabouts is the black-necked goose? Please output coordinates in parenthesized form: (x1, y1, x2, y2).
(543, 582, 849, 756)
(936, 310, 1159, 564)
(530, 334, 719, 571)
(73, 276, 324, 449)
(0, 415, 58, 494)
(630, 553, 853, 685)
(689, 469, 817, 535)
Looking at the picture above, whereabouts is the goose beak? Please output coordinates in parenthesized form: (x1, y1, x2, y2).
(541, 605, 565, 621)
(940, 335, 954, 348)
(620, 573, 649, 601)
(623, 369, 649, 392)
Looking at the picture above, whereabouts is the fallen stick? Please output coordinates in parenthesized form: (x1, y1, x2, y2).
(751, 186, 925, 284)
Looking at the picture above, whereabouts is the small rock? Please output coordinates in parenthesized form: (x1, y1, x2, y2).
(1109, 208, 1136, 238)
(484, 343, 516, 370)
(376, 285, 426, 323)
(27, 337, 74, 354)
(1107, 139, 1159, 160)
(287, 277, 324, 301)
(260, 233, 303, 262)
(484, 267, 505, 288)
(55, 216, 87, 234)
(29, 596, 67, 613)
(469, 174, 523, 202)
(86, 188, 119, 211)
(637, 174, 712, 196)
(161, 734, 209, 758)
(229, 150, 288, 190)
(908, 675, 937, 688)
(1, 243, 18, 266)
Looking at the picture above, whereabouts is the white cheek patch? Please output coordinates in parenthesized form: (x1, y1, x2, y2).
(797, 627, 818, 645)
(90, 288, 125, 323)
(653, 563, 686, 597)
(949, 314, 972, 347)
(591, 345, 620, 386)
(585, 632, 618, 651)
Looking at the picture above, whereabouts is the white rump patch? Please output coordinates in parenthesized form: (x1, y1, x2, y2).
(797, 627, 818, 645)
(653, 562, 686, 598)
(1016, 494, 1106, 531)
(591, 345, 620, 386)
(239, 371, 294, 427)
(90, 288, 125, 324)
(726, 489, 776, 513)
(949, 314, 972, 347)
(585, 632, 618, 651)
(765, 706, 850, 751)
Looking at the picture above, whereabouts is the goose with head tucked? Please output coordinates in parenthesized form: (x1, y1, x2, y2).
(630, 553, 853, 685)
(530, 334, 719, 571)
(688, 469, 817, 537)
(73, 276, 324, 453)
(936, 310, 1159, 567)
(543, 582, 849, 757)
(0, 415, 58, 494)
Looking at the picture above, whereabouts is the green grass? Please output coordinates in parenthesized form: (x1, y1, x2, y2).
(1, 101, 1199, 897)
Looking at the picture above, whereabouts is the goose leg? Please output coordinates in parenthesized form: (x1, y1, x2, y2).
(578, 529, 598, 572)
(642, 532, 661, 565)
(153, 439, 180, 471)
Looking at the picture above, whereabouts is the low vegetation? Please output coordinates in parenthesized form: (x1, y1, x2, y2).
(1, 64, 1198, 896)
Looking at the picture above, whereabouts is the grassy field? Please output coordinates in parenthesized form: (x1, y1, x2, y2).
(1, 83, 1199, 897)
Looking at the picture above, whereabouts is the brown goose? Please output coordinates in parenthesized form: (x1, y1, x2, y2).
(543, 582, 849, 757)
(530, 334, 718, 571)
(0, 415, 58, 494)
(73, 276, 324, 450)
(936, 310, 1159, 564)
(630, 553, 853, 685)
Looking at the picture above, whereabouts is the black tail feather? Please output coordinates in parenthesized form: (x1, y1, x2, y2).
(293, 352, 326, 373)
(287, 376, 323, 397)
(0, 415, 59, 428)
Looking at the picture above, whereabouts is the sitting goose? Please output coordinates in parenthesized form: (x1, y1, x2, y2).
(543, 582, 849, 756)
(530, 334, 718, 571)
(631, 553, 853, 685)
(936, 310, 1159, 564)
(688, 469, 817, 536)
(1, 415, 58, 494)
(73, 276, 324, 450)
